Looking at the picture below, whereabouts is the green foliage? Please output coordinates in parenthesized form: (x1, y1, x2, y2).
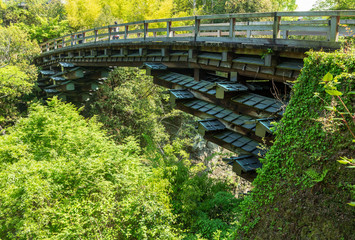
(19, 16, 70, 42)
(239, 50, 355, 239)
(0, 98, 178, 239)
(225, 0, 272, 14)
(143, 138, 242, 239)
(1, 0, 70, 42)
(0, 25, 40, 127)
(312, 0, 355, 10)
(65, 0, 174, 29)
(87, 67, 170, 145)
(304, 168, 328, 186)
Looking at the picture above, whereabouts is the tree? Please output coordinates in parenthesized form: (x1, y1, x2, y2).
(0, 25, 40, 128)
(1, 0, 70, 42)
(312, 0, 355, 10)
(87, 67, 170, 145)
(225, 0, 272, 14)
(65, 0, 175, 30)
(0, 98, 178, 239)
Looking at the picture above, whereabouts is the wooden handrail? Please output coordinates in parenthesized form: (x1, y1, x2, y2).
(40, 10, 355, 53)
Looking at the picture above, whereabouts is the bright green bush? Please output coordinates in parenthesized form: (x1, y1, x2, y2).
(0, 98, 177, 239)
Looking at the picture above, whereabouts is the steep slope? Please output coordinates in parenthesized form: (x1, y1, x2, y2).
(239, 49, 355, 239)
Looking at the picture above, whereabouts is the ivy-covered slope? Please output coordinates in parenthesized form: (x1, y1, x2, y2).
(239, 50, 355, 239)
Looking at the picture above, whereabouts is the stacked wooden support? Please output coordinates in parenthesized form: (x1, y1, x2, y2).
(37, 62, 109, 102)
(143, 62, 284, 181)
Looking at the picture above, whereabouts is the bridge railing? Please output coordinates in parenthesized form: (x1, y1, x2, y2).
(40, 11, 355, 53)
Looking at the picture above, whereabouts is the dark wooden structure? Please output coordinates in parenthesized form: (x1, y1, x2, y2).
(34, 10, 355, 181)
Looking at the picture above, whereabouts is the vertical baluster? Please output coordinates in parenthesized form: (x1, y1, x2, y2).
(109, 26, 112, 41)
(247, 21, 251, 38)
(167, 21, 172, 37)
(229, 17, 236, 39)
(125, 25, 129, 40)
(329, 16, 340, 42)
(273, 12, 281, 39)
(95, 30, 98, 42)
(194, 17, 200, 40)
(144, 22, 148, 40)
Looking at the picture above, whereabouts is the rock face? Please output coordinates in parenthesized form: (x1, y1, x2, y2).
(239, 51, 355, 239)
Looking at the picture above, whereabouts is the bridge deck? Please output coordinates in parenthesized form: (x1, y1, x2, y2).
(39, 10, 355, 54)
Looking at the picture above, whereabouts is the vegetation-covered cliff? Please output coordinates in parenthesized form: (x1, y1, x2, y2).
(239, 49, 355, 239)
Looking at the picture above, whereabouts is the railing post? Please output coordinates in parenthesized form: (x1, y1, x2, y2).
(109, 26, 112, 41)
(62, 37, 66, 47)
(167, 21, 171, 37)
(71, 35, 74, 46)
(95, 30, 98, 42)
(329, 16, 340, 42)
(46, 43, 49, 52)
(144, 21, 148, 40)
(124, 25, 129, 40)
(194, 17, 200, 41)
(246, 21, 251, 38)
(54, 40, 57, 49)
(273, 12, 281, 40)
(229, 17, 236, 39)
(83, 32, 86, 43)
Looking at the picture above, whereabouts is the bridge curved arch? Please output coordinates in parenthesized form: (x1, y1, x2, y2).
(35, 10, 355, 180)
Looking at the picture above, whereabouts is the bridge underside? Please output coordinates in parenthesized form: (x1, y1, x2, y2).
(37, 42, 306, 82)
(36, 42, 300, 181)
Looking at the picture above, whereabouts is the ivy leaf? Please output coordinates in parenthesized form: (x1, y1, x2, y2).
(347, 202, 355, 207)
(346, 166, 355, 168)
(322, 72, 333, 82)
(348, 91, 355, 95)
(325, 106, 336, 111)
(325, 89, 343, 96)
(337, 160, 350, 164)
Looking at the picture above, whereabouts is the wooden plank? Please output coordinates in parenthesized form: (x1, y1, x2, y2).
(145, 16, 194, 23)
(197, 12, 274, 20)
(280, 25, 329, 32)
(340, 19, 355, 24)
(282, 20, 329, 25)
(171, 26, 194, 32)
(235, 25, 273, 31)
(128, 29, 144, 34)
(147, 28, 166, 33)
(200, 26, 230, 31)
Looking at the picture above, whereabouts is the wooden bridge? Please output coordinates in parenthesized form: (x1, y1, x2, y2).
(35, 10, 355, 181)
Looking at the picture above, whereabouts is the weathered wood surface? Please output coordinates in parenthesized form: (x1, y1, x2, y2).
(40, 11, 355, 53)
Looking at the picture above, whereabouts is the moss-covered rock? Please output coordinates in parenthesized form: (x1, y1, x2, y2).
(239, 50, 355, 239)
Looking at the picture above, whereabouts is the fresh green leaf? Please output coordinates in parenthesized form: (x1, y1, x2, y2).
(325, 106, 336, 111)
(325, 89, 343, 96)
(322, 72, 333, 82)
